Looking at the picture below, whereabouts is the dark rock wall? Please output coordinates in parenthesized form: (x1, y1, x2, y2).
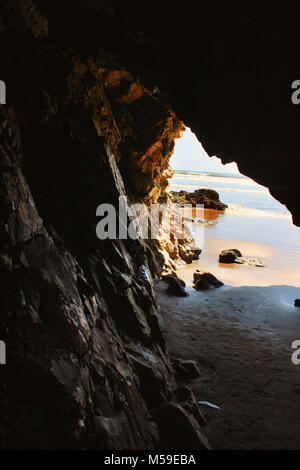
(0, 105, 172, 449)
(0, 1, 207, 450)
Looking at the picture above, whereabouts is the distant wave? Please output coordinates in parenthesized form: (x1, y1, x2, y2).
(172, 173, 262, 187)
(226, 203, 291, 220)
(169, 171, 291, 219)
(174, 170, 246, 179)
(170, 183, 267, 195)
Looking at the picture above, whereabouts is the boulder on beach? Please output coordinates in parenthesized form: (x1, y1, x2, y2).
(295, 299, 300, 307)
(193, 270, 224, 290)
(219, 249, 264, 267)
(171, 189, 227, 211)
(162, 274, 189, 297)
(219, 249, 242, 264)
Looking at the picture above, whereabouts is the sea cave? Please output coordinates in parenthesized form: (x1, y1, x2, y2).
(0, 0, 300, 453)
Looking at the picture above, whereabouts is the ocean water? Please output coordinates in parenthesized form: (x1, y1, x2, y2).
(170, 170, 289, 219)
(169, 170, 300, 288)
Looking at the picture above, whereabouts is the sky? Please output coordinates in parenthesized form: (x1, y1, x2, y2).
(170, 127, 240, 174)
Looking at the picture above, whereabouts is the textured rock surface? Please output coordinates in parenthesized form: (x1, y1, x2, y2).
(152, 200, 201, 272)
(0, 106, 164, 449)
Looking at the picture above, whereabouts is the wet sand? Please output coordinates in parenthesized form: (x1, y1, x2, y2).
(157, 280, 300, 449)
(178, 238, 300, 289)
(164, 174, 300, 448)
(183, 209, 300, 288)
(157, 204, 300, 448)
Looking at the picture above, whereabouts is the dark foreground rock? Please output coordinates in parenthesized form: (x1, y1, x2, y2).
(162, 274, 189, 297)
(193, 271, 224, 290)
(219, 249, 243, 263)
(171, 189, 227, 211)
(295, 299, 300, 307)
(162, 274, 186, 287)
(153, 403, 211, 450)
(173, 386, 207, 426)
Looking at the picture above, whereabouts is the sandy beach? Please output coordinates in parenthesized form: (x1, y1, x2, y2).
(177, 235, 300, 289)
(157, 280, 300, 449)
(158, 172, 300, 449)
(182, 208, 300, 289)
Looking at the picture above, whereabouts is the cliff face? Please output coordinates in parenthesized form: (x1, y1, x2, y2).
(0, 1, 207, 450)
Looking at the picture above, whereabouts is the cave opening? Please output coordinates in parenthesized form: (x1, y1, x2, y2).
(167, 127, 300, 291)
(156, 128, 300, 449)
